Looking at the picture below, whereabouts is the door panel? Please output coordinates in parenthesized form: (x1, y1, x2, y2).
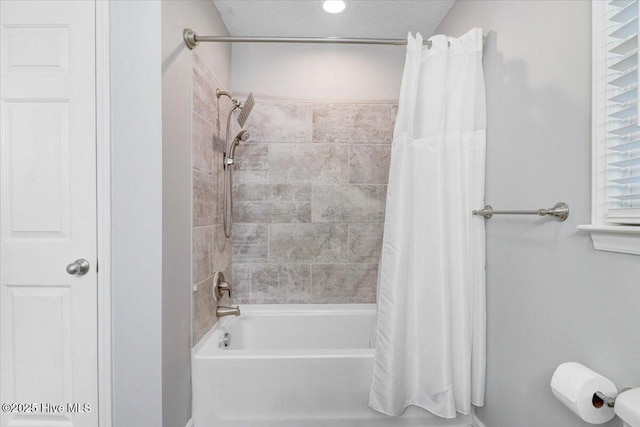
(4, 100, 71, 237)
(0, 2, 98, 426)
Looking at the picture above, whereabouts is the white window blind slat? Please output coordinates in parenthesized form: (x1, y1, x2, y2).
(608, 156, 640, 167)
(609, 193, 640, 200)
(608, 104, 637, 119)
(608, 122, 639, 135)
(610, 174, 640, 184)
(610, 52, 637, 71)
(609, 36, 637, 55)
(611, 1, 637, 23)
(609, 138, 640, 151)
(609, 86, 637, 103)
(609, 66, 638, 86)
(609, 0, 634, 8)
(605, 0, 640, 223)
(607, 208, 640, 225)
(610, 17, 638, 39)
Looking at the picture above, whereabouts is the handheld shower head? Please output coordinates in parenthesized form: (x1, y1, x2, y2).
(225, 130, 250, 166)
(236, 130, 251, 142)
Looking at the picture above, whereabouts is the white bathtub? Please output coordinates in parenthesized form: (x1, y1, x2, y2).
(193, 304, 471, 427)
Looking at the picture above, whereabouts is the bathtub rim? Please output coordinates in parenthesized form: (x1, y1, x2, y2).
(225, 303, 377, 316)
(193, 303, 377, 357)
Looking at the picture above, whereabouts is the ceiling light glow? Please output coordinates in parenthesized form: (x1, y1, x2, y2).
(323, 0, 346, 14)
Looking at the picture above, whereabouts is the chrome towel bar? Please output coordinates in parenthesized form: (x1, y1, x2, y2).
(472, 202, 569, 221)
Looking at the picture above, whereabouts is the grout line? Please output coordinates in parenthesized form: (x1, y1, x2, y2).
(193, 110, 217, 130)
(347, 223, 351, 263)
(310, 181, 315, 223)
(248, 263, 253, 303)
(192, 167, 215, 179)
(193, 225, 216, 230)
(266, 223, 270, 279)
(347, 143, 351, 184)
(193, 274, 214, 291)
(267, 143, 271, 184)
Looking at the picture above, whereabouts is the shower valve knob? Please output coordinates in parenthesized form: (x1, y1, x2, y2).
(213, 271, 232, 300)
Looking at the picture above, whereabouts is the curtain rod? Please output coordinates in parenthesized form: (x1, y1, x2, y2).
(183, 28, 430, 49)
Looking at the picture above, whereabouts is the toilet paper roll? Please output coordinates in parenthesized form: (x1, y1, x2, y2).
(551, 362, 617, 424)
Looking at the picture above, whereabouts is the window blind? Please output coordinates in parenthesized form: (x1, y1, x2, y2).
(606, 0, 640, 224)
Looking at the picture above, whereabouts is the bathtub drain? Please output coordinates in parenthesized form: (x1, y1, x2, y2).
(218, 332, 231, 349)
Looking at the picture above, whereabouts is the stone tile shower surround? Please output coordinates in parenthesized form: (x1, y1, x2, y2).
(232, 102, 397, 304)
(191, 53, 234, 344)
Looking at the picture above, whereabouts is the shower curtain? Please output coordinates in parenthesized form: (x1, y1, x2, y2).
(369, 28, 486, 419)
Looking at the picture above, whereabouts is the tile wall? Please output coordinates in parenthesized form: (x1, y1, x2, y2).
(191, 54, 234, 344)
(232, 102, 397, 304)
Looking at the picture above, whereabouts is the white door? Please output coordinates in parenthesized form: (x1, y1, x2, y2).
(0, 1, 98, 427)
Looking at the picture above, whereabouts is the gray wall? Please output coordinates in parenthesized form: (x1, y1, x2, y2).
(111, 2, 163, 426)
(232, 101, 396, 304)
(231, 43, 404, 102)
(437, 2, 640, 426)
(162, 1, 231, 425)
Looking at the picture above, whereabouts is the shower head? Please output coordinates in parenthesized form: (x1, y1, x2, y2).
(226, 130, 250, 166)
(237, 92, 254, 128)
(236, 129, 251, 142)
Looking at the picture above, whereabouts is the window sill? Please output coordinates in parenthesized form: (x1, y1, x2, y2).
(577, 225, 640, 256)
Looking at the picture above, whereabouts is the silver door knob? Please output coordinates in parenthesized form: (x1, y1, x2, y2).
(66, 259, 90, 276)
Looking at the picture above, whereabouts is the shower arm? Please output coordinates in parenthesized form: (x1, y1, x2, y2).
(217, 89, 241, 108)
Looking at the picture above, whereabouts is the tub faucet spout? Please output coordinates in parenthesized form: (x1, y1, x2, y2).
(216, 306, 241, 317)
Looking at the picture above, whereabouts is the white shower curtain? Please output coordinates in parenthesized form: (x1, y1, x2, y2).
(369, 28, 486, 419)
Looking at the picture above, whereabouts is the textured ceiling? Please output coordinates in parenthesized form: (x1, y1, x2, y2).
(213, 0, 456, 39)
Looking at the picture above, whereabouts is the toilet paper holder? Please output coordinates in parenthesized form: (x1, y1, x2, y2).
(593, 388, 632, 408)
(593, 391, 616, 408)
